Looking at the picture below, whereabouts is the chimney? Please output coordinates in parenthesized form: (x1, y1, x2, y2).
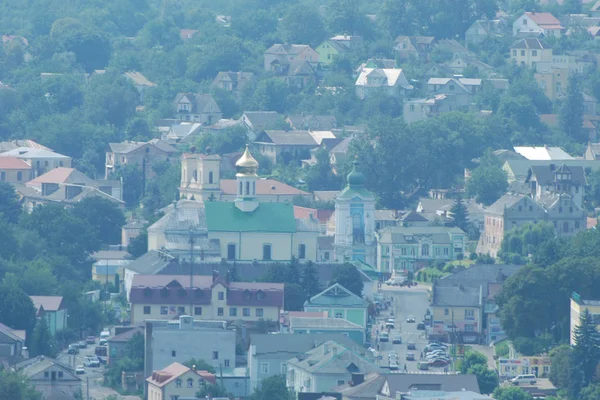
(351, 373, 364, 386)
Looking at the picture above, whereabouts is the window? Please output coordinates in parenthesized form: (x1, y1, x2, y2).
(218, 307, 224, 316)
(213, 351, 219, 360)
(227, 244, 236, 260)
(243, 308, 250, 316)
(521, 50, 525, 56)
(17, 171, 22, 181)
(559, 206, 562, 213)
(58, 371, 63, 378)
(44, 372, 49, 378)
(218, 292, 225, 300)
(177, 306, 185, 314)
(260, 362, 269, 374)
(172, 350, 176, 357)
(410, 104, 415, 112)
(187, 378, 193, 388)
(465, 324, 474, 332)
(335, 311, 343, 318)
(443, 248, 449, 255)
(176, 379, 182, 387)
(209, 171, 213, 184)
(575, 221, 580, 229)
(194, 307, 202, 315)
(0, 172, 4, 181)
(224, 359, 230, 367)
(523, 18, 527, 24)
(256, 308, 264, 317)
(160, 306, 168, 315)
(230, 307, 237, 317)
(263, 244, 272, 260)
(444, 308, 449, 316)
(298, 244, 306, 259)
(569, 207, 573, 213)
(465, 309, 474, 318)
(401, 247, 407, 255)
(529, 206, 532, 211)
(421, 244, 429, 256)
(239, 181, 242, 195)
(192, 170, 197, 181)
(563, 221, 569, 232)
(532, 50, 538, 56)
(324, 251, 330, 261)
(143, 306, 151, 314)
(281, 363, 287, 375)
(337, 380, 346, 386)
(51, 371, 56, 380)
(512, 50, 517, 56)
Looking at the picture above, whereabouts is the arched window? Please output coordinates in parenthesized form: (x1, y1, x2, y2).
(421, 244, 430, 256)
(192, 170, 197, 181)
(187, 378, 193, 388)
(245, 181, 250, 195)
(209, 171, 214, 184)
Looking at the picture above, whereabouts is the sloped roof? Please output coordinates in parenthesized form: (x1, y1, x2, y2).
(124, 71, 156, 87)
(432, 285, 482, 307)
(290, 317, 362, 330)
(510, 38, 551, 49)
(305, 283, 368, 308)
(124, 250, 175, 274)
(242, 111, 284, 131)
(148, 199, 208, 232)
(18, 356, 79, 381)
(436, 264, 523, 298)
(220, 178, 308, 196)
(26, 168, 95, 189)
(147, 362, 216, 387)
(355, 68, 413, 89)
(0, 140, 50, 152)
(400, 210, 430, 223)
(265, 43, 314, 55)
(173, 93, 219, 114)
(485, 193, 530, 215)
(108, 326, 143, 343)
(513, 146, 573, 160)
(30, 296, 64, 312)
(525, 12, 561, 26)
(257, 130, 318, 146)
(0, 147, 70, 160)
(204, 201, 297, 232)
(288, 340, 380, 374)
(250, 333, 358, 357)
(0, 157, 31, 169)
(330, 136, 353, 155)
(378, 226, 465, 245)
(385, 373, 481, 395)
(527, 164, 586, 186)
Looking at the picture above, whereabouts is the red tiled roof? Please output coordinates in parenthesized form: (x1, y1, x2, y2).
(220, 179, 308, 196)
(294, 205, 317, 220)
(147, 362, 216, 387)
(27, 167, 75, 185)
(588, 217, 598, 229)
(0, 157, 31, 169)
(526, 12, 561, 26)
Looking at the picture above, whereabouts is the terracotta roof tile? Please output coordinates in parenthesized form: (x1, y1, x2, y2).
(0, 157, 31, 169)
(219, 178, 308, 196)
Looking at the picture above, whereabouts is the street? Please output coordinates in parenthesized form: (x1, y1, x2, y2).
(374, 283, 449, 372)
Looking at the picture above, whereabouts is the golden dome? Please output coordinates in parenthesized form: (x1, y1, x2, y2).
(235, 145, 259, 174)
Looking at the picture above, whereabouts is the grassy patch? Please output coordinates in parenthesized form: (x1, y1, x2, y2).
(495, 341, 509, 357)
(416, 268, 448, 283)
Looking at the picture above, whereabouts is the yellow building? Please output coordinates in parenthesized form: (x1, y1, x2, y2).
(510, 38, 552, 69)
(129, 274, 283, 324)
(570, 292, 600, 345)
(147, 362, 216, 400)
(534, 67, 569, 101)
(498, 355, 552, 379)
(430, 285, 483, 343)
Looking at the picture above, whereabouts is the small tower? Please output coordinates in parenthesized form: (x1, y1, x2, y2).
(553, 164, 572, 194)
(334, 161, 376, 267)
(234, 145, 259, 212)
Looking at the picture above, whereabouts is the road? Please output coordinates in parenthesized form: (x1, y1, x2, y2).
(374, 283, 450, 372)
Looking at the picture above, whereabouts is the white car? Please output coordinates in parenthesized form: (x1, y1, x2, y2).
(75, 365, 85, 375)
(388, 351, 398, 359)
(389, 361, 399, 370)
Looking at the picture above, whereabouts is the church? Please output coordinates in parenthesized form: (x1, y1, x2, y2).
(149, 147, 319, 262)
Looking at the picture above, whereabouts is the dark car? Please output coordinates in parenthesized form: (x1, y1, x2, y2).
(95, 346, 107, 357)
(417, 323, 426, 330)
(97, 356, 107, 365)
(429, 358, 450, 367)
(67, 345, 79, 355)
(407, 342, 417, 350)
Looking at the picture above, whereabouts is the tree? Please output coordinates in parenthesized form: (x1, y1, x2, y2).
(466, 158, 508, 206)
(30, 318, 56, 357)
(0, 282, 37, 333)
(559, 74, 585, 142)
(197, 125, 247, 155)
(183, 358, 216, 373)
(284, 283, 306, 311)
(197, 382, 228, 399)
(581, 383, 600, 400)
(128, 231, 148, 258)
(72, 197, 125, 246)
(458, 350, 498, 394)
(492, 386, 533, 400)
(251, 375, 293, 400)
(378, 0, 408, 39)
(450, 194, 469, 232)
(305, 147, 342, 191)
(0, 181, 21, 223)
(115, 164, 144, 207)
(330, 263, 363, 297)
(50, 18, 111, 71)
(0, 216, 18, 260)
(232, 10, 278, 41)
(84, 72, 138, 127)
(280, 5, 326, 47)
(549, 344, 572, 389)
(0, 370, 42, 400)
(302, 261, 321, 298)
(572, 309, 600, 389)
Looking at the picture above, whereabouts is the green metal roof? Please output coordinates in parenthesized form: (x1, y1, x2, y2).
(204, 201, 296, 232)
(352, 260, 380, 280)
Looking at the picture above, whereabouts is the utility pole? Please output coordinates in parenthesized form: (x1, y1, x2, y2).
(189, 228, 194, 316)
(86, 377, 90, 400)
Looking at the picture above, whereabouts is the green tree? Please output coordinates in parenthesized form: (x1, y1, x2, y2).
(284, 283, 306, 311)
(0, 370, 42, 400)
(84, 72, 138, 127)
(280, 5, 326, 46)
(549, 344, 571, 389)
(115, 164, 144, 207)
(581, 383, 600, 400)
(0, 181, 21, 223)
(492, 386, 533, 400)
(251, 375, 293, 400)
(197, 125, 248, 155)
(128, 231, 148, 258)
(247, 78, 290, 113)
(50, 18, 111, 71)
(30, 318, 56, 357)
(302, 261, 321, 298)
(378, 0, 408, 39)
(0, 216, 18, 260)
(559, 74, 584, 142)
(197, 382, 228, 399)
(72, 197, 125, 246)
(0, 282, 37, 333)
(305, 147, 342, 191)
(183, 358, 216, 373)
(572, 309, 600, 390)
(330, 263, 363, 297)
(450, 194, 469, 232)
(458, 350, 498, 394)
(466, 158, 508, 206)
(232, 10, 278, 41)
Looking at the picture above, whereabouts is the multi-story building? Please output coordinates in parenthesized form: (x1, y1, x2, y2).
(509, 38, 553, 69)
(303, 284, 369, 328)
(30, 296, 67, 336)
(0, 322, 26, 366)
(105, 139, 177, 179)
(354, 68, 413, 99)
(17, 356, 81, 400)
(512, 12, 564, 38)
(0, 147, 71, 177)
(263, 44, 319, 72)
(129, 273, 283, 324)
(0, 157, 32, 183)
(534, 67, 570, 101)
(172, 93, 222, 124)
(376, 226, 466, 273)
(570, 292, 600, 345)
(146, 362, 216, 400)
(430, 285, 484, 343)
(144, 316, 236, 379)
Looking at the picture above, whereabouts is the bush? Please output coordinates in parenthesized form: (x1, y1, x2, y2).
(433, 260, 446, 271)
(469, 252, 478, 261)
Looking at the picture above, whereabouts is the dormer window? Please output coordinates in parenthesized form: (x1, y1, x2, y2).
(178, 288, 187, 298)
(195, 288, 203, 298)
(144, 288, 152, 298)
(243, 290, 252, 300)
(257, 290, 265, 300)
(161, 288, 169, 298)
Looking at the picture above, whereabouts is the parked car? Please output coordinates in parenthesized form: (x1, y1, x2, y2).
(385, 318, 395, 329)
(86, 336, 96, 344)
(67, 345, 79, 355)
(429, 358, 450, 367)
(392, 335, 402, 344)
(84, 357, 100, 368)
(389, 360, 399, 370)
(380, 332, 389, 342)
(407, 342, 416, 350)
(75, 365, 85, 375)
(95, 346, 107, 356)
(417, 323, 426, 330)
(388, 351, 398, 360)
(77, 341, 87, 349)
(417, 361, 429, 370)
(100, 330, 110, 339)
(98, 339, 108, 346)
(406, 316, 416, 323)
(97, 356, 107, 365)
(511, 374, 537, 386)
(406, 353, 415, 361)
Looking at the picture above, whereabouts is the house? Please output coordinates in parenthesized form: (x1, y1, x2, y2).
(172, 93, 222, 125)
(283, 59, 318, 89)
(435, 39, 473, 59)
(286, 341, 381, 394)
(435, 264, 523, 343)
(525, 163, 586, 207)
(426, 77, 474, 110)
(398, 210, 430, 227)
(0, 147, 71, 177)
(288, 317, 365, 345)
(335, 372, 481, 400)
(498, 355, 552, 380)
(17, 356, 81, 400)
(180, 151, 311, 203)
(334, 163, 377, 266)
(355, 59, 398, 77)
(584, 142, 600, 160)
(514, 146, 573, 160)
(587, 26, 600, 39)
(107, 326, 143, 366)
(248, 333, 358, 392)
(146, 362, 216, 400)
(264, 43, 319, 72)
(430, 284, 483, 343)
(92, 259, 131, 288)
(254, 130, 318, 163)
(503, 158, 600, 184)
(376, 226, 466, 274)
(144, 316, 236, 379)
(304, 284, 369, 328)
(394, 36, 435, 60)
(0, 322, 26, 365)
(355, 68, 413, 99)
(286, 115, 338, 131)
(403, 95, 455, 124)
(211, 71, 255, 96)
(513, 12, 564, 38)
(105, 139, 177, 179)
(123, 71, 156, 103)
(570, 292, 600, 345)
(179, 29, 198, 40)
(444, 56, 494, 75)
(330, 35, 363, 49)
(241, 111, 287, 139)
(541, 114, 599, 141)
(30, 296, 67, 336)
(18, 167, 123, 212)
(0, 139, 49, 153)
(128, 273, 284, 324)
(122, 219, 146, 247)
(161, 122, 203, 143)
(0, 157, 33, 183)
(329, 136, 353, 170)
(510, 38, 553, 69)
(591, 1, 600, 18)
(465, 19, 505, 46)
(316, 40, 350, 66)
(584, 92, 598, 115)
(534, 68, 570, 101)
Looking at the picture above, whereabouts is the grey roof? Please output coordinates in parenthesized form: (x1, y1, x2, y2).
(305, 283, 369, 308)
(511, 38, 551, 50)
(505, 159, 600, 181)
(378, 226, 465, 245)
(314, 191, 339, 202)
(336, 372, 386, 399)
(432, 285, 482, 307)
(385, 373, 480, 394)
(436, 264, 523, 298)
(288, 340, 380, 374)
(402, 390, 490, 400)
(400, 211, 429, 223)
(125, 250, 175, 274)
(417, 198, 454, 213)
(435, 39, 471, 54)
(108, 326, 143, 343)
(17, 356, 80, 381)
(173, 93, 219, 114)
(250, 333, 359, 358)
(148, 200, 207, 232)
(0, 323, 23, 343)
(290, 317, 363, 330)
(330, 136, 353, 155)
(1, 147, 70, 159)
(484, 193, 530, 215)
(242, 111, 284, 131)
(287, 115, 338, 131)
(257, 130, 318, 146)
(527, 164, 587, 186)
